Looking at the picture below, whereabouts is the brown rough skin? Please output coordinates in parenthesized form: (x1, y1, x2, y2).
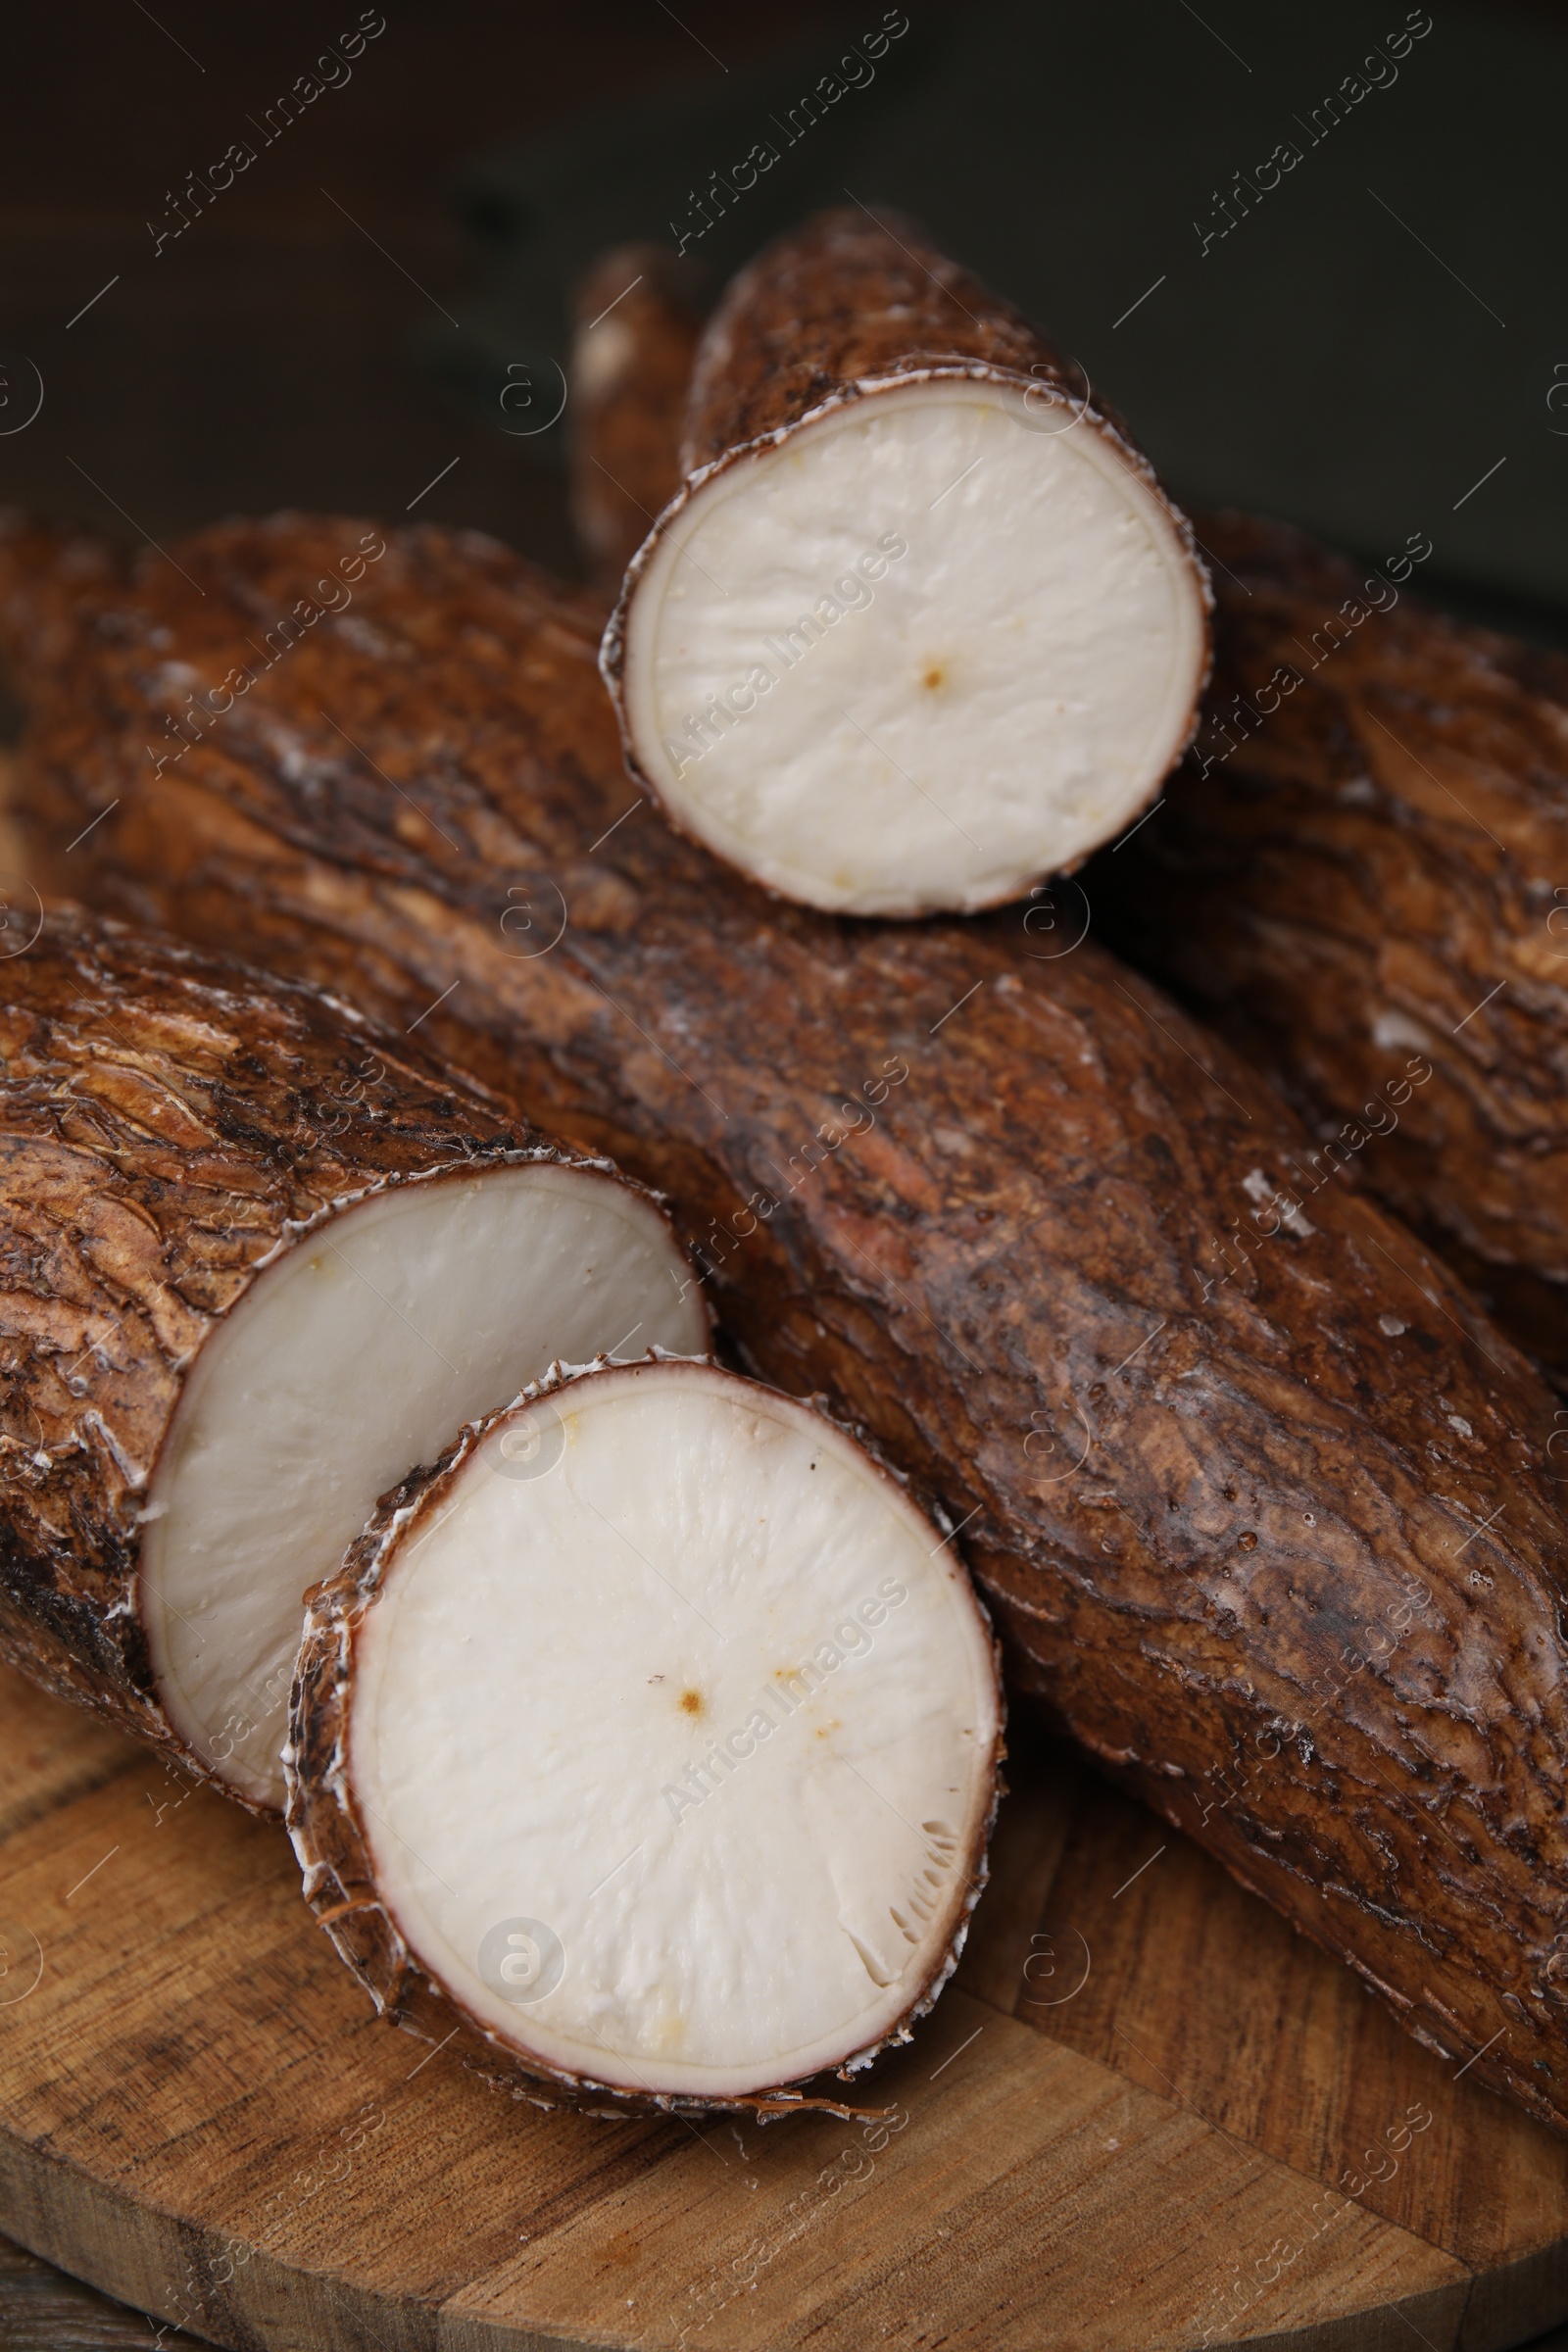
(598, 207, 1212, 899)
(567, 243, 709, 589)
(0, 900, 630, 1805)
(285, 1355, 1002, 2123)
(673, 204, 1152, 480)
(8, 512, 1568, 2131)
(1094, 509, 1568, 1376)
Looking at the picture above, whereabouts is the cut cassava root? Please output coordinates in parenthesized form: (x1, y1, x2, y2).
(287, 1354, 1003, 2112)
(602, 208, 1211, 917)
(569, 274, 1568, 1385)
(14, 514, 1568, 2133)
(0, 906, 704, 1809)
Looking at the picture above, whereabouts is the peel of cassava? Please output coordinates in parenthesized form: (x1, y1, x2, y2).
(11, 514, 1568, 2132)
(0, 903, 704, 1809)
(600, 208, 1211, 917)
(286, 1354, 1003, 2115)
(1090, 509, 1568, 1379)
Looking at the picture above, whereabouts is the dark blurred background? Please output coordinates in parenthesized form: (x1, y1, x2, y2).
(1, 2, 862, 582)
(3, 0, 1566, 630)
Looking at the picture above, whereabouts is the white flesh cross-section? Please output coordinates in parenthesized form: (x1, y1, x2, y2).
(142, 1164, 704, 1806)
(621, 382, 1207, 914)
(350, 1360, 1000, 2100)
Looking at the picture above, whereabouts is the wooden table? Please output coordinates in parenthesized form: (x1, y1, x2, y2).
(6, 1655, 1568, 2351)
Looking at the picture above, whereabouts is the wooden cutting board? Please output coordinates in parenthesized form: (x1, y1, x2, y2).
(1, 1661, 1566, 2352)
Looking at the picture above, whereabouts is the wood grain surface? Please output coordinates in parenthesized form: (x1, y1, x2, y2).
(0, 2229, 212, 2348)
(2, 1657, 1567, 2352)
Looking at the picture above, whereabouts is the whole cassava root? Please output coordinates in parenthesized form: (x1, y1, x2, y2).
(602, 208, 1212, 918)
(0, 898, 703, 1807)
(9, 513, 1568, 2128)
(1093, 509, 1568, 1379)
